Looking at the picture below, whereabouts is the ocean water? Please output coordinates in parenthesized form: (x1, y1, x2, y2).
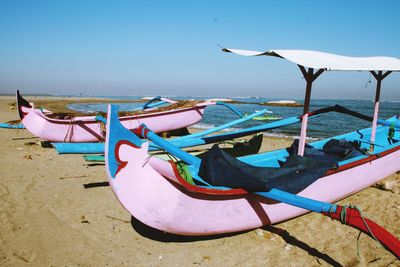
(68, 97, 400, 139)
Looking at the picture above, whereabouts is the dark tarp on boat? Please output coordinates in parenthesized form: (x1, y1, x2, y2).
(198, 139, 366, 193)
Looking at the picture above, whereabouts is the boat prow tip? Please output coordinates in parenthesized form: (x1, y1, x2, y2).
(15, 90, 32, 119)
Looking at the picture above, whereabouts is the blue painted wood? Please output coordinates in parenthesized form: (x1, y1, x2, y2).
(140, 121, 339, 213)
(105, 105, 400, 215)
(0, 123, 25, 129)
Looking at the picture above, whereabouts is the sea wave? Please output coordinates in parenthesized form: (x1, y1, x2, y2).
(67, 104, 97, 114)
(233, 96, 262, 99)
(67, 98, 393, 139)
(382, 100, 400, 103)
(262, 132, 320, 141)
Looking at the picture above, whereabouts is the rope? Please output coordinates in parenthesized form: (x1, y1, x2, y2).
(339, 204, 384, 258)
(94, 115, 107, 139)
(148, 146, 195, 185)
(100, 121, 106, 138)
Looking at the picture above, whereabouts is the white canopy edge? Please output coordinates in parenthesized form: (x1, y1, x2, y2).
(223, 48, 400, 71)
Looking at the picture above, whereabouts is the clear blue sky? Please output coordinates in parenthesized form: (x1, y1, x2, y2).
(1, 0, 399, 100)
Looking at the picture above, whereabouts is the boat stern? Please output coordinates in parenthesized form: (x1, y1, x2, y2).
(16, 90, 32, 120)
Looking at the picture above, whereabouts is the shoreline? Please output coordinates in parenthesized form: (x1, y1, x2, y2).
(0, 96, 399, 266)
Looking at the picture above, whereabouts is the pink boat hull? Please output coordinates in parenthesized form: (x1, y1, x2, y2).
(106, 134, 400, 236)
(17, 92, 210, 142)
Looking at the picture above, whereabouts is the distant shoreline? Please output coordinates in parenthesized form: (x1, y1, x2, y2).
(2, 94, 304, 113)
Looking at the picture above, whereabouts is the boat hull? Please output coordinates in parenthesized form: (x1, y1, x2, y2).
(105, 120, 400, 236)
(17, 92, 209, 142)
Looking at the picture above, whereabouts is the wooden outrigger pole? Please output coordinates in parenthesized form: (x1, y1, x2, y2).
(221, 48, 400, 156)
(296, 68, 394, 155)
(369, 71, 392, 151)
(297, 66, 324, 156)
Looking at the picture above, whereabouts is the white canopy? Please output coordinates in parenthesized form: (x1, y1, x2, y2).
(223, 48, 400, 71)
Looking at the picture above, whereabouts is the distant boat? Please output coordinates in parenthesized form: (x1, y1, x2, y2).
(16, 91, 215, 142)
(245, 112, 282, 121)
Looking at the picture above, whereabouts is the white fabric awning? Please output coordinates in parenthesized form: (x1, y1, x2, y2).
(223, 48, 400, 71)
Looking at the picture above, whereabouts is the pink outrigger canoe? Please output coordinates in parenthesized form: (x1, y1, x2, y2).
(104, 49, 400, 258)
(16, 91, 214, 142)
(105, 105, 400, 236)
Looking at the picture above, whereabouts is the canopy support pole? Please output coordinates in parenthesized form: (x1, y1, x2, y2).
(297, 66, 324, 156)
(369, 70, 392, 151)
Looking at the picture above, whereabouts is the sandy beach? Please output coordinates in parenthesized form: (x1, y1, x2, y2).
(0, 96, 399, 266)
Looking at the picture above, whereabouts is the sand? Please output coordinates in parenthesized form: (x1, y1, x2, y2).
(0, 95, 399, 266)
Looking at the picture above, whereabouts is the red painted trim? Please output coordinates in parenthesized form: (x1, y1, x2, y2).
(169, 160, 249, 196)
(21, 110, 29, 117)
(168, 144, 400, 197)
(324, 206, 400, 259)
(130, 125, 150, 138)
(325, 145, 400, 175)
(114, 140, 141, 176)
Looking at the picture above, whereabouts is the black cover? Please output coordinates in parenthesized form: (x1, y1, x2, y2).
(321, 139, 366, 159)
(198, 139, 366, 193)
(199, 143, 334, 193)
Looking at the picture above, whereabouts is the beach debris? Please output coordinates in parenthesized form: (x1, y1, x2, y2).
(87, 163, 106, 167)
(202, 256, 210, 263)
(105, 214, 130, 224)
(23, 154, 32, 160)
(83, 181, 109, 188)
(0, 183, 9, 196)
(372, 176, 400, 194)
(255, 229, 264, 237)
(12, 136, 38, 141)
(12, 250, 36, 263)
(24, 141, 50, 150)
(254, 228, 275, 240)
(80, 215, 90, 224)
(284, 244, 294, 250)
(39, 141, 52, 148)
(24, 141, 38, 147)
(59, 174, 89, 180)
(192, 256, 211, 265)
(367, 257, 381, 264)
